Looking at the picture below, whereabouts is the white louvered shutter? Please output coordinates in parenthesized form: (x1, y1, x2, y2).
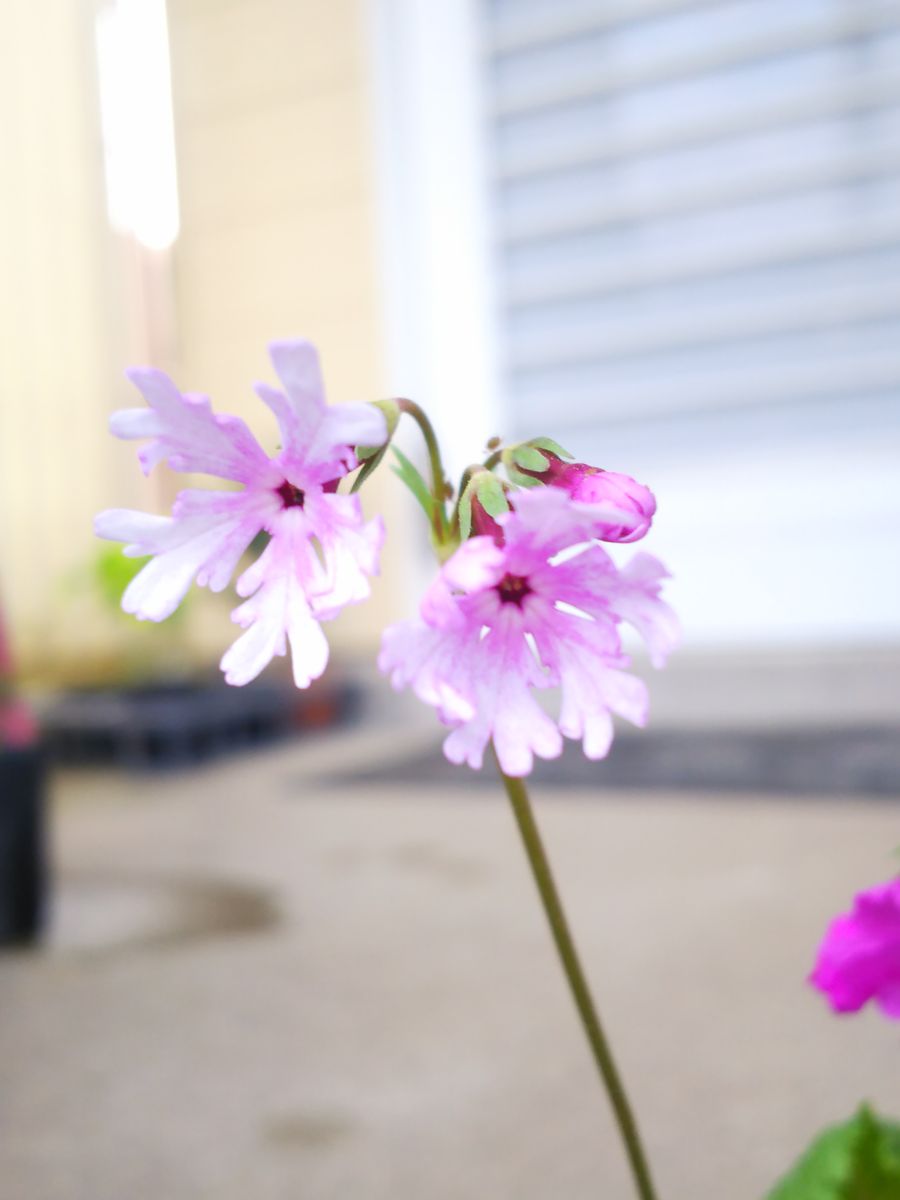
(480, 0, 900, 644)
(485, 0, 900, 434)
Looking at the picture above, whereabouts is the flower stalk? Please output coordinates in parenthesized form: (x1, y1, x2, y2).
(397, 398, 451, 543)
(493, 750, 660, 1200)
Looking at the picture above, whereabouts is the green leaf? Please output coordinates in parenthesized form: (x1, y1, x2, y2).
(93, 545, 150, 612)
(391, 446, 436, 523)
(511, 445, 549, 472)
(766, 1106, 900, 1200)
(527, 436, 574, 461)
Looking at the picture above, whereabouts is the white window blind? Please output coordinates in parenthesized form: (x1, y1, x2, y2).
(482, 0, 900, 439)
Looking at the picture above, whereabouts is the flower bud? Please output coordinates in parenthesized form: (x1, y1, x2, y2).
(532, 453, 656, 543)
(470, 494, 504, 543)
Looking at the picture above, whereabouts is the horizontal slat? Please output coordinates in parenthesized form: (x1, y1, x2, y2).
(503, 184, 900, 305)
(488, 0, 722, 55)
(505, 267, 900, 369)
(486, 0, 900, 439)
(499, 118, 900, 243)
(492, 4, 900, 118)
(510, 333, 900, 427)
(496, 67, 900, 181)
(515, 395, 900, 455)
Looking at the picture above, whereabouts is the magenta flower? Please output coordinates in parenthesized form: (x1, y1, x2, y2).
(809, 879, 900, 1017)
(379, 487, 679, 777)
(95, 340, 387, 687)
(526, 453, 657, 543)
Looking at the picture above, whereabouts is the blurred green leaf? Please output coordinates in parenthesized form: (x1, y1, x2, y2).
(93, 544, 149, 612)
(766, 1106, 900, 1200)
(391, 446, 436, 523)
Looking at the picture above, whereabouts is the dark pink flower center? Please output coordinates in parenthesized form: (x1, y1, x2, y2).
(276, 480, 305, 509)
(496, 573, 532, 607)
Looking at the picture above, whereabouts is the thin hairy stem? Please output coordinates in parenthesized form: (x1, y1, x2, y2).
(397, 398, 450, 540)
(493, 751, 660, 1200)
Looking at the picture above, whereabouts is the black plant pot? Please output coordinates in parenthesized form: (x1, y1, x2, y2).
(0, 746, 46, 945)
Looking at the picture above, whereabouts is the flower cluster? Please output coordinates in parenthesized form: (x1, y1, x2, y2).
(379, 486, 677, 777)
(98, 337, 678, 776)
(810, 878, 900, 1018)
(95, 340, 386, 687)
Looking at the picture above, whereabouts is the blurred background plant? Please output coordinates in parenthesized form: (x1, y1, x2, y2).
(60, 543, 192, 687)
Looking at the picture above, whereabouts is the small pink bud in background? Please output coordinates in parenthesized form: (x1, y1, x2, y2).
(0, 597, 38, 748)
(538, 454, 656, 543)
(809, 878, 900, 1018)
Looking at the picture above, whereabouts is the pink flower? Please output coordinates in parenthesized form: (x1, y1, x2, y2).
(526, 453, 657, 543)
(95, 340, 387, 687)
(379, 487, 679, 777)
(809, 879, 900, 1017)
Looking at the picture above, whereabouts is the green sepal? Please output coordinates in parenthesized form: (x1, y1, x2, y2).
(477, 473, 510, 517)
(457, 486, 473, 541)
(502, 446, 541, 488)
(766, 1105, 900, 1200)
(511, 445, 549, 472)
(351, 401, 401, 494)
(528, 436, 573, 461)
(391, 446, 437, 524)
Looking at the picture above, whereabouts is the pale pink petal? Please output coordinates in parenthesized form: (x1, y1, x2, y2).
(94, 508, 173, 547)
(442, 620, 561, 776)
(421, 537, 506, 628)
(261, 341, 388, 473)
(533, 612, 648, 759)
(223, 510, 331, 687)
(301, 492, 385, 619)
(318, 402, 387, 459)
(108, 407, 160, 439)
(609, 553, 681, 668)
(382, 603, 560, 777)
(501, 485, 640, 559)
(379, 619, 478, 724)
(120, 368, 274, 483)
(313, 516, 385, 619)
(94, 493, 269, 619)
(266, 339, 327, 444)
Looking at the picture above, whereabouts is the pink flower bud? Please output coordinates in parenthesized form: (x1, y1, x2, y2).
(470, 495, 504, 544)
(533, 453, 656, 543)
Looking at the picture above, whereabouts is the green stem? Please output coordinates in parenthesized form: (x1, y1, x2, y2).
(494, 751, 660, 1200)
(397, 399, 450, 540)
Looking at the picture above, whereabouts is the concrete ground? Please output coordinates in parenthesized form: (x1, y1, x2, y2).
(2, 724, 899, 1200)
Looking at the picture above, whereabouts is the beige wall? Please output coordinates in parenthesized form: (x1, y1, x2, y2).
(0, 0, 138, 679)
(1, 0, 407, 682)
(167, 0, 407, 663)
